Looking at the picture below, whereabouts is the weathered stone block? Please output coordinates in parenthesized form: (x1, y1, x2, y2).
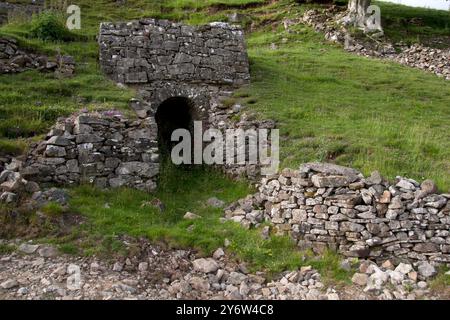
(311, 174, 351, 188)
(44, 145, 67, 157)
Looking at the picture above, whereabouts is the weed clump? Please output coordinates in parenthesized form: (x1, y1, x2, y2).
(41, 202, 66, 217)
(29, 11, 76, 42)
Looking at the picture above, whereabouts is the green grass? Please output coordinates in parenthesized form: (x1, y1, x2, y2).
(430, 266, 450, 294)
(0, 243, 16, 254)
(309, 250, 354, 285)
(53, 161, 350, 280)
(375, 1, 450, 47)
(1, 0, 448, 189)
(0, 138, 28, 156)
(241, 22, 450, 191)
(58, 242, 80, 255)
(40, 201, 66, 217)
(0, 68, 134, 137)
(66, 162, 306, 273)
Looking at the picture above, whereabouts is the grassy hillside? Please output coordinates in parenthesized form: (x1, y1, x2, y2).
(242, 26, 450, 190)
(0, 0, 449, 274)
(375, 1, 450, 47)
(1, 0, 449, 188)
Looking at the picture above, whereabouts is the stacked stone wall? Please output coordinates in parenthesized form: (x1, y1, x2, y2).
(98, 18, 250, 87)
(226, 163, 450, 264)
(22, 112, 159, 192)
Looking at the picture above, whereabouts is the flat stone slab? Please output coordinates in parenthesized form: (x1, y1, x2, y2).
(19, 243, 39, 254)
(300, 162, 361, 182)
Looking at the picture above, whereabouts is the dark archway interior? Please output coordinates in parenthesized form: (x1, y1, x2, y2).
(155, 97, 195, 155)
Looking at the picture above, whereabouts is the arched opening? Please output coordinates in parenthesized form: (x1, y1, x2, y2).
(155, 97, 196, 157)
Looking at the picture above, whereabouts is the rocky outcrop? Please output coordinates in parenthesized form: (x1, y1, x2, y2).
(20, 111, 159, 192)
(98, 18, 250, 86)
(226, 163, 450, 265)
(0, 37, 75, 76)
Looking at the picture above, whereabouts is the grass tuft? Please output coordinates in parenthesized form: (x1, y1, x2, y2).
(40, 202, 66, 217)
(0, 243, 16, 254)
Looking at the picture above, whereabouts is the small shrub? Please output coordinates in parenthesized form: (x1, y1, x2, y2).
(29, 11, 76, 42)
(231, 114, 241, 122)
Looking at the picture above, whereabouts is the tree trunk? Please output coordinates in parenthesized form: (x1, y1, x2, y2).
(342, 0, 371, 27)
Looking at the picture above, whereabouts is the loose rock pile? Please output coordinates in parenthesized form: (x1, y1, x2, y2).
(225, 163, 450, 265)
(349, 258, 446, 299)
(0, 156, 72, 209)
(297, 8, 450, 80)
(0, 37, 75, 76)
(0, 158, 40, 204)
(21, 110, 159, 192)
(394, 45, 450, 79)
(1, 239, 446, 300)
(0, 240, 328, 300)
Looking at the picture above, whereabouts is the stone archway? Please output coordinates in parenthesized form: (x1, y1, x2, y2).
(155, 96, 198, 155)
(135, 82, 212, 120)
(97, 17, 252, 180)
(17, 18, 256, 194)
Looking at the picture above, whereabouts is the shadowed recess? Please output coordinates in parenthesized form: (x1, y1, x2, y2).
(155, 97, 197, 154)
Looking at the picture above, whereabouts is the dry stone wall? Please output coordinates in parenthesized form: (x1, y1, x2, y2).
(21, 111, 160, 192)
(98, 18, 250, 87)
(226, 163, 450, 265)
